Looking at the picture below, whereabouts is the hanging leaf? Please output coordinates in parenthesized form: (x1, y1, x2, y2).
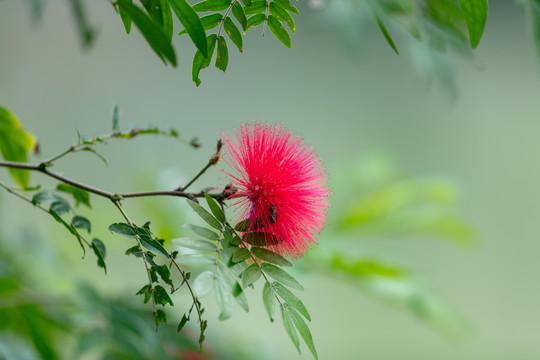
(267, 15, 291, 48)
(281, 305, 300, 353)
(215, 36, 229, 72)
(57, 183, 91, 208)
(458, 0, 488, 49)
(192, 34, 218, 86)
(273, 282, 310, 321)
(244, 1, 266, 14)
(288, 307, 318, 360)
(154, 285, 174, 306)
(242, 263, 262, 288)
(269, 2, 295, 33)
(91, 238, 107, 274)
(232, 247, 250, 263)
(0, 107, 37, 187)
(72, 215, 91, 233)
(375, 13, 399, 55)
(192, 0, 230, 12)
(118, 0, 133, 33)
(224, 16, 243, 52)
(232, 2, 247, 31)
(154, 264, 173, 286)
(168, 0, 208, 57)
(215, 275, 234, 320)
(245, 13, 265, 32)
(117, 0, 177, 65)
(176, 253, 215, 268)
(243, 232, 281, 246)
(179, 13, 223, 35)
(262, 281, 276, 322)
(193, 270, 215, 297)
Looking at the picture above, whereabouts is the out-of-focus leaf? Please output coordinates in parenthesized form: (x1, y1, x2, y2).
(243, 232, 281, 246)
(173, 237, 217, 252)
(50, 208, 85, 254)
(176, 253, 214, 268)
(117, 0, 177, 65)
(72, 215, 91, 233)
(262, 281, 276, 322)
(375, 13, 399, 54)
(193, 270, 214, 297)
(273, 0, 299, 14)
(245, 1, 266, 14)
(0, 107, 37, 187)
(160, 0, 174, 41)
(224, 16, 243, 52)
(109, 222, 137, 237)
(242, 263, 261, 287)
(215, 275, 234, 320)
(232, 247, 250, 263)
(192, 34, 218, 86)
(458, 0, 488, 48)
(168, 0, 208, 57)
(183, 223, 219, 240)
(67, 0, 96, 47)
(57, 183, 91, 208)
(193, 0, 230, 11)
(267, 15, 291, 48)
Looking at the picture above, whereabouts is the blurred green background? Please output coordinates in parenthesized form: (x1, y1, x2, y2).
(1, 0, 540, 359)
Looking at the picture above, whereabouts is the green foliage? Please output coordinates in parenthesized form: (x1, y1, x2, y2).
(0, 107, 36, 187)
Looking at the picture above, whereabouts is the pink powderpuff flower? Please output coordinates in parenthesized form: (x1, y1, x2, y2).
(221, 123, 330, 258)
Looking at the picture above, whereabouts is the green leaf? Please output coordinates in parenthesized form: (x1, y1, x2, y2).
(173, 237, 217, 252)
(243, 232, 281, 246)
(91, 238, 107, 274)
(241, 0, 252, 7)
(215, 36, 229, 72)
(234, 218, 251, 232)
(138, 230, 170, 259)
(288, 307, 318, 360)
(50, 208, 85, 255)
(217, 262, 249, 312)
(160, 0, 174, 41)
(192, 0, 230, 12)
(183, 223, 219, 240)
(117, 0, 177, 65)
(155, 264, 173, 286)
(118, 0, 133, 33)
(224, 16, 243, 52)
(154, 285, 174, 306)
(108, 222, 137, 237)
(261, 263, 303, 290)
(267, 15, 291, 48)
(245, 13, 265, 32)
(262, 281, 276, 322)
(193, 270, 214, 297)
(273, 282, 310, 321)
(177, 313, 189, 333)
(273, 0, 299, 15)
(281, 305, 300, 353)
(269, 2, 295, 33)
(50, 199, 70, 215)
(72, 215, 91, 233)
(252, 247, 292, 267)
(186, 198, 222, 230)
(176, 253, 215, 268)
(458, 0, 488, 48)
(168, 0, 208, 57)
(242, 263, 261, 288)
(179, 13, 223, 35)
(67, 0, 96, 47)
(112, 104, 120, 132)
(136, 284, 153, 304)
(205, 193, 225, 223)
(0, 107, 37, 187)
(232, 247, 250, 263)
(244, 1, 266, 14)
(232, 2, 247, 31)
(192, 34, 218, 86)
(215, 275, 234, 320)
(57, 184, 91, 208)
(154, 309, 167, 326)
(375, 13, 398, 55)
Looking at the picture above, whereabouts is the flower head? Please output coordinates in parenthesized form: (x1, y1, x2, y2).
(221, 123, 329, 258)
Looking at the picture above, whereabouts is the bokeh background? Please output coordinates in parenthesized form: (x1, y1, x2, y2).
(1, 0, 540, 359)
